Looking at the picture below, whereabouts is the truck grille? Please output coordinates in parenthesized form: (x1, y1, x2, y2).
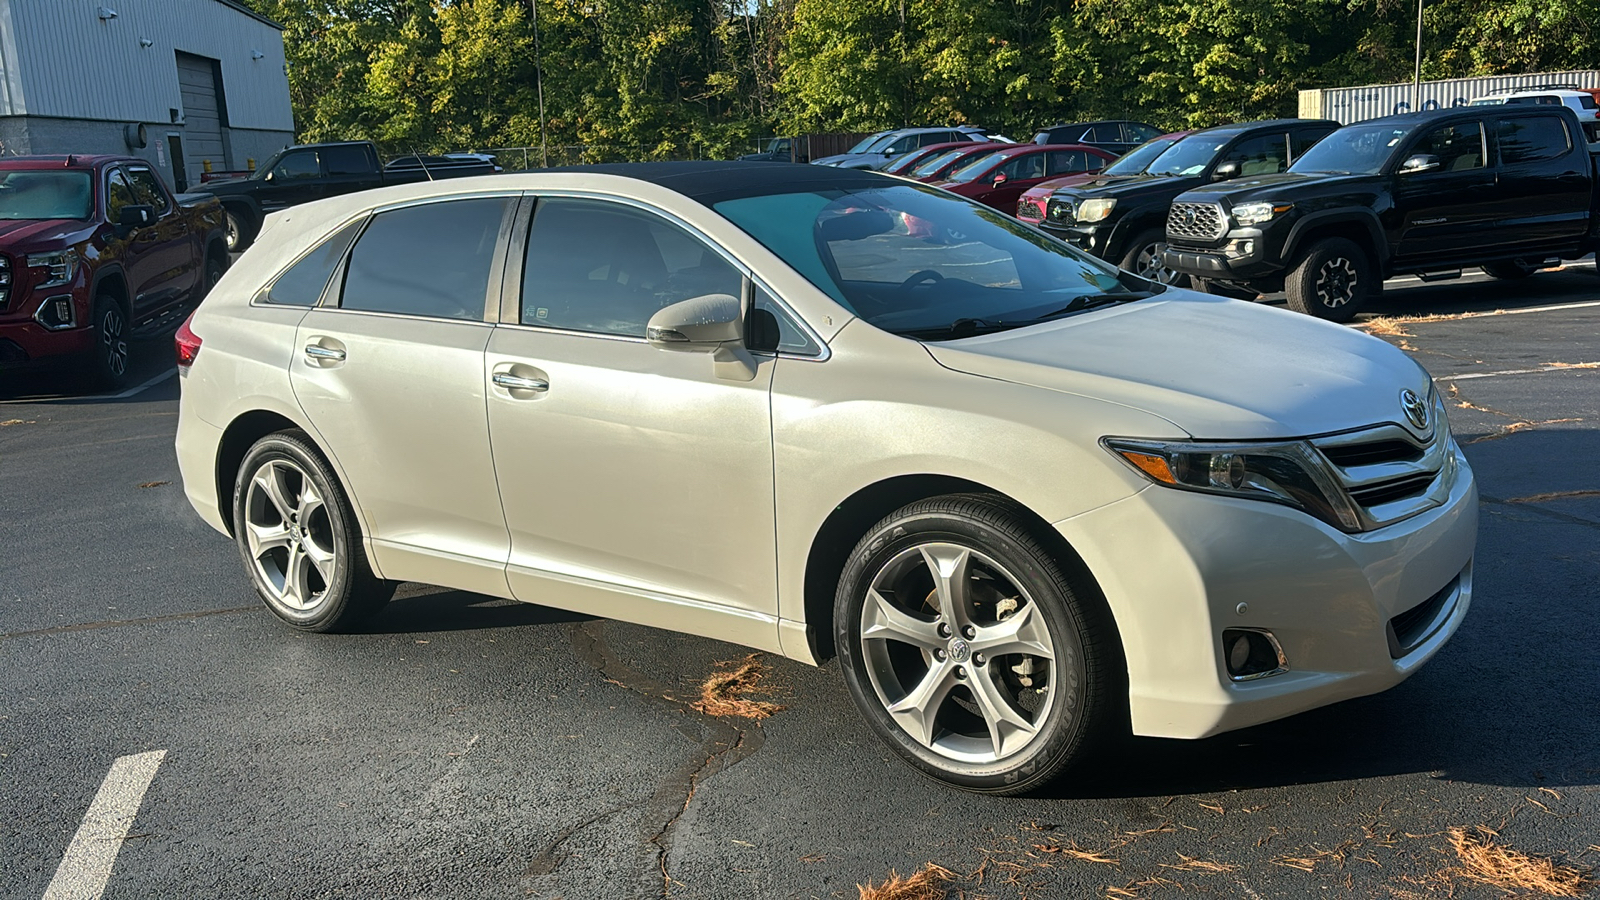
(1016, 199, 1046, 222)
(1045, 198, 1076, 225)
(1166, 202, 1227, 241)
(1312, 422, 1452, 530)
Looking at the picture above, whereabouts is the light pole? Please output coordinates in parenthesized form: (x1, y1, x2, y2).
(530, 0, 548, 167)
(1412, 0, 1424, 112)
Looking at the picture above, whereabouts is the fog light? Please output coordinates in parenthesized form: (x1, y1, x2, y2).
(1224, 239, 1255, 259)
(1222, 628, 1287, 681)
(33, 294, 77, 330)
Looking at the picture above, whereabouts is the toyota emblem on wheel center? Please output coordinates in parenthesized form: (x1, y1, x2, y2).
(1400, 389, 1429, 432)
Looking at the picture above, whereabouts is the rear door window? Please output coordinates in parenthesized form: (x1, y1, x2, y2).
(1045, 150, 1088, 175)
(339, 197, 509, 320)
(1496, 116, 1571, 164)
(322, 145, 372, 176)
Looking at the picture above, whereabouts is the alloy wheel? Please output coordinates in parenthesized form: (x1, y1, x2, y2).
(1135, 241, 1181, 284)
(99, 306, 128, 378)
(243, 458, 338, 611)
(859, 542, 1057, 764)
(1314, 257, 1359, 308)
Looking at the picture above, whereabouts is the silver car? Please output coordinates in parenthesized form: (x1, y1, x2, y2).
(175, 163, 1477, 793)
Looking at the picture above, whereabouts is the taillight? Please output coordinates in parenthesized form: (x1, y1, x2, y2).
(175, 313, 201, 372)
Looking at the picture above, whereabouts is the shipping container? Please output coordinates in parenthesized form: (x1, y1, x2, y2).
(1299, 70, 1600, 124)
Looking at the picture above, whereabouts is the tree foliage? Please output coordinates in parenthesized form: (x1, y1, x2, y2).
(243, 0, 1600, 157)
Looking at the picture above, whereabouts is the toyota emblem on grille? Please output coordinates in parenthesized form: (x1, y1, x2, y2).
(1400, 389, 1429, 431)
(1181, 207, 1199, 227)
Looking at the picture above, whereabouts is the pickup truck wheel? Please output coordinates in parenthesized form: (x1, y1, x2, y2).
(1119, 229, 1187, 286)
(1481, 260, 1537, 280)
(224, 208, 256, 252)
(203, 255, 226, 298)
(834, 494, 1110, 795)
(1193, 278, 1260, 301)
(88, 296, 130, 391)
(1286, 238, 1371, 322)
(233, 430, 394, 632)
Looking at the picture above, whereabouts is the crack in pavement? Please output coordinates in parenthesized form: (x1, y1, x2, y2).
(523, 799, 646, 877)
(1444, 383, 1584, 444)
(568, 620, 767, 898)
(0, 606, 260, 640)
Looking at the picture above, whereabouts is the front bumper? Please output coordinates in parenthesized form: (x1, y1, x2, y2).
(0, 318, 93, 369)
(1055, 440, 1477, 740)
(1163, 230, 1285, 283)
(1041, 222, 1112, 259)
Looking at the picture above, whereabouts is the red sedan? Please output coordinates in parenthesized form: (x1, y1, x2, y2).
(881, 140, 982, 176)
(933, 144, 1118, 212)
(906, 143, 1011, 182)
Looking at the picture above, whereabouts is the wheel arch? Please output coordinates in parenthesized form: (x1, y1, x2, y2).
(1283, 212, 1387, 271)
(800, 474, 1125, 687)
(89, 265, 131, 317)
(214, 409, 327, 538)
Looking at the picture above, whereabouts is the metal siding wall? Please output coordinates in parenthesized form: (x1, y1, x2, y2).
(1301, 70, 1600, 124)
(5, 0, 290, 131)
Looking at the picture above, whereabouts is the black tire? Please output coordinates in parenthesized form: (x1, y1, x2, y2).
(1192, 278, 1260, 301)
(1118, 228, 1188, 286)
(202, 253, 226, 299)
(233, 430, 394, 632)
(1481, 260, 1537, 280)
(87, 295, 130, 391)
(834, 493, 1111, 795)
(1285, 237, 1372, 322)
(224, 207, 257, 252)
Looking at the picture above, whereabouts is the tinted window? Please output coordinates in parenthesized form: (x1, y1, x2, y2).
(1046, 150, 1087, 175)
(998, 152, 1045, 181)
(918, 132, 952, 147)
(125, 167, 169, 213)
(1126, 123, 1162, 142)
(1579, 95, 1599, 110)
(521, 198, 744, 337)
(1415, 122, 1485, 171)
(322, 145, 372, 176)
(340, 198, 508, 320)
(271, 150, 320, 181)
(1086, 124, 1119, 143)
(1223, 133, 1289, 176)
(752, 286, 821, 356)
(1289, 128, 1332, 163)
(886, 135, 917, 154)
(266, 219, 364, 307)
(1497, 116, 1570, 164)
(105, 169, 136, 222)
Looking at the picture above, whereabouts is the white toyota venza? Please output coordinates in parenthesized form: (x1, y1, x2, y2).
(175, 164, 1476, 793)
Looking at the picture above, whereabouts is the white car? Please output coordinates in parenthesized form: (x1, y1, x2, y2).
(1470, 88, 1600, 137)
(174, 163, 1477, 793)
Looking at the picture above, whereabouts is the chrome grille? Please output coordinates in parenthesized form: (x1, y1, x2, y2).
(1045, 197, 1076, 225)
(1166, 202, 1227, 241)
(1313, 422, 1452, 530)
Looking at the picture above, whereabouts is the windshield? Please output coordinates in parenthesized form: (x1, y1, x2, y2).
(0, 171, 93, 220)
(846, 133, 895, 155)
(714, 183, 1151, 338)
(945, 152, 1006, 183)
(1102, 137, 1179, 175)
(1289, 123, 1410, 175)
(911, 149, 966, 177)
(1144, 134, 1229, 176)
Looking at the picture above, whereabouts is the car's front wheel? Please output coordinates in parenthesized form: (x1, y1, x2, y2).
(1285, 237, 1372, 322)
(835, 494, 1111, 794)
(233, 431, 393, 632)
(1119, 229, 1187, 286)
(88, 295, 130, 391)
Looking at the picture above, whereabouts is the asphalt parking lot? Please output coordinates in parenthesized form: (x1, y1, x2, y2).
(3, 265, 1598, 899)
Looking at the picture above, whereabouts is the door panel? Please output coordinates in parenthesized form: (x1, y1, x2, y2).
(486, 327, 778, 618)
(126, 165, 197, 307)
(104, 168, 162, 320)
(1488, 115, 1589, 252)
(1393, 121, 1497, 261)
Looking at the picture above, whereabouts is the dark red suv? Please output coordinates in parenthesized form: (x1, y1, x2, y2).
(0, 156, 227, 388)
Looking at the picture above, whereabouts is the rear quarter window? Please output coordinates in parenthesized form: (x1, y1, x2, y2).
(1497, 116, 1571, 165)
(264, 219, 365, 307)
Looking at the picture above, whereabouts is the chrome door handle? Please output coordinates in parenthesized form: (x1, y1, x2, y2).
(493, 372, 549, 392)
(305, 344, 346, 361)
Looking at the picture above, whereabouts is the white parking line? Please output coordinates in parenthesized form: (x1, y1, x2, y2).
(42, 750, 166, 900)
(107, 368, 177, 400)
(1438, 363, 1599, 382)
(0, 368, 175, 406)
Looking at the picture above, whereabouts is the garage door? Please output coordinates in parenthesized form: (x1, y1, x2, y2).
(175, 51, 226, 193)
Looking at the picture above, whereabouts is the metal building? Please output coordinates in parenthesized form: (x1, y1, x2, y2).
(0, 0, 294, 193)
(1299, 70, 1600, 124)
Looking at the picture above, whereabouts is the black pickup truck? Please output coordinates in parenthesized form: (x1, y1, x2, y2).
(201, 141, 496, 251)
(1162, 106, 1600, 320)
(1038, 119, 1338, 283)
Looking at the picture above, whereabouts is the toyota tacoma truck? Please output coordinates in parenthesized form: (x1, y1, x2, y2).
(0, 155, 227, 389)
(1161, 106, 1600, 320)
(1038, 119, 1338, 285)
(200, 140, 497, 251)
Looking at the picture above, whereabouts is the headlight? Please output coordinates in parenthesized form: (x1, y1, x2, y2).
(1231, 201, 1291, 227)
(1103, 437, 1361, 531)
(28, 249, 80, 288)
(1076, 198, 1117, 223)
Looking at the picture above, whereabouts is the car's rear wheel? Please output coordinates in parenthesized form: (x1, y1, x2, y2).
(1286, 237, 1372, 322)
(88, 296, 130, 391)
(1481, 260, 1538, 280)
(834, 494, 1109, 794)
(1119, 229, 1187, 286)
(233, 431, 393, 632)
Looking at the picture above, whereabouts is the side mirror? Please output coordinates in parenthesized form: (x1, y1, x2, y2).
(118, 204, 155, 229)
(1212, 160, 1242, 181)
(992, 172, 1009, 187)
(646, 293, 755, 381)
(263, 170, 276, 182)
(1398, 153, 1442, 175)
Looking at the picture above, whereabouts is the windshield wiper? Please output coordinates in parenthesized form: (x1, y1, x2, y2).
(1028, 290, 1155, 321)
(896, 318, 1027, 340)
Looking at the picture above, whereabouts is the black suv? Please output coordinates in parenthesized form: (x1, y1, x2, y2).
(1162, 106, 1600, 320)
(1040, 119, 1338, 283)
(1032, 120, 1164, 155)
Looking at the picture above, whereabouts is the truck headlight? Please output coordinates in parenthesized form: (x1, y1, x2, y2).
(1231, 201, 1291, 227)
(1075, 198, 1117, 223)
(28, 249, 80, 288)
(1103, 437, 1361, 532)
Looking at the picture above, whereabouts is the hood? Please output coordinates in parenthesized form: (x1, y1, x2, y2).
(1023, 173, 1098, 199)
(0, 218, 95, 249)
(924, 291, 1431, 440)
(1174, 171, 1371, 203)
(196, 177, 254, 195)
(1053, 173, 1200, 203)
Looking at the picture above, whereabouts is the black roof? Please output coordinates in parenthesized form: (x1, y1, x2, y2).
(1039, 119, 1154, 129)
(1357, 105, 1577, 128)
(542, 161, 896, 206)
(1184, 118, 1336, 138)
